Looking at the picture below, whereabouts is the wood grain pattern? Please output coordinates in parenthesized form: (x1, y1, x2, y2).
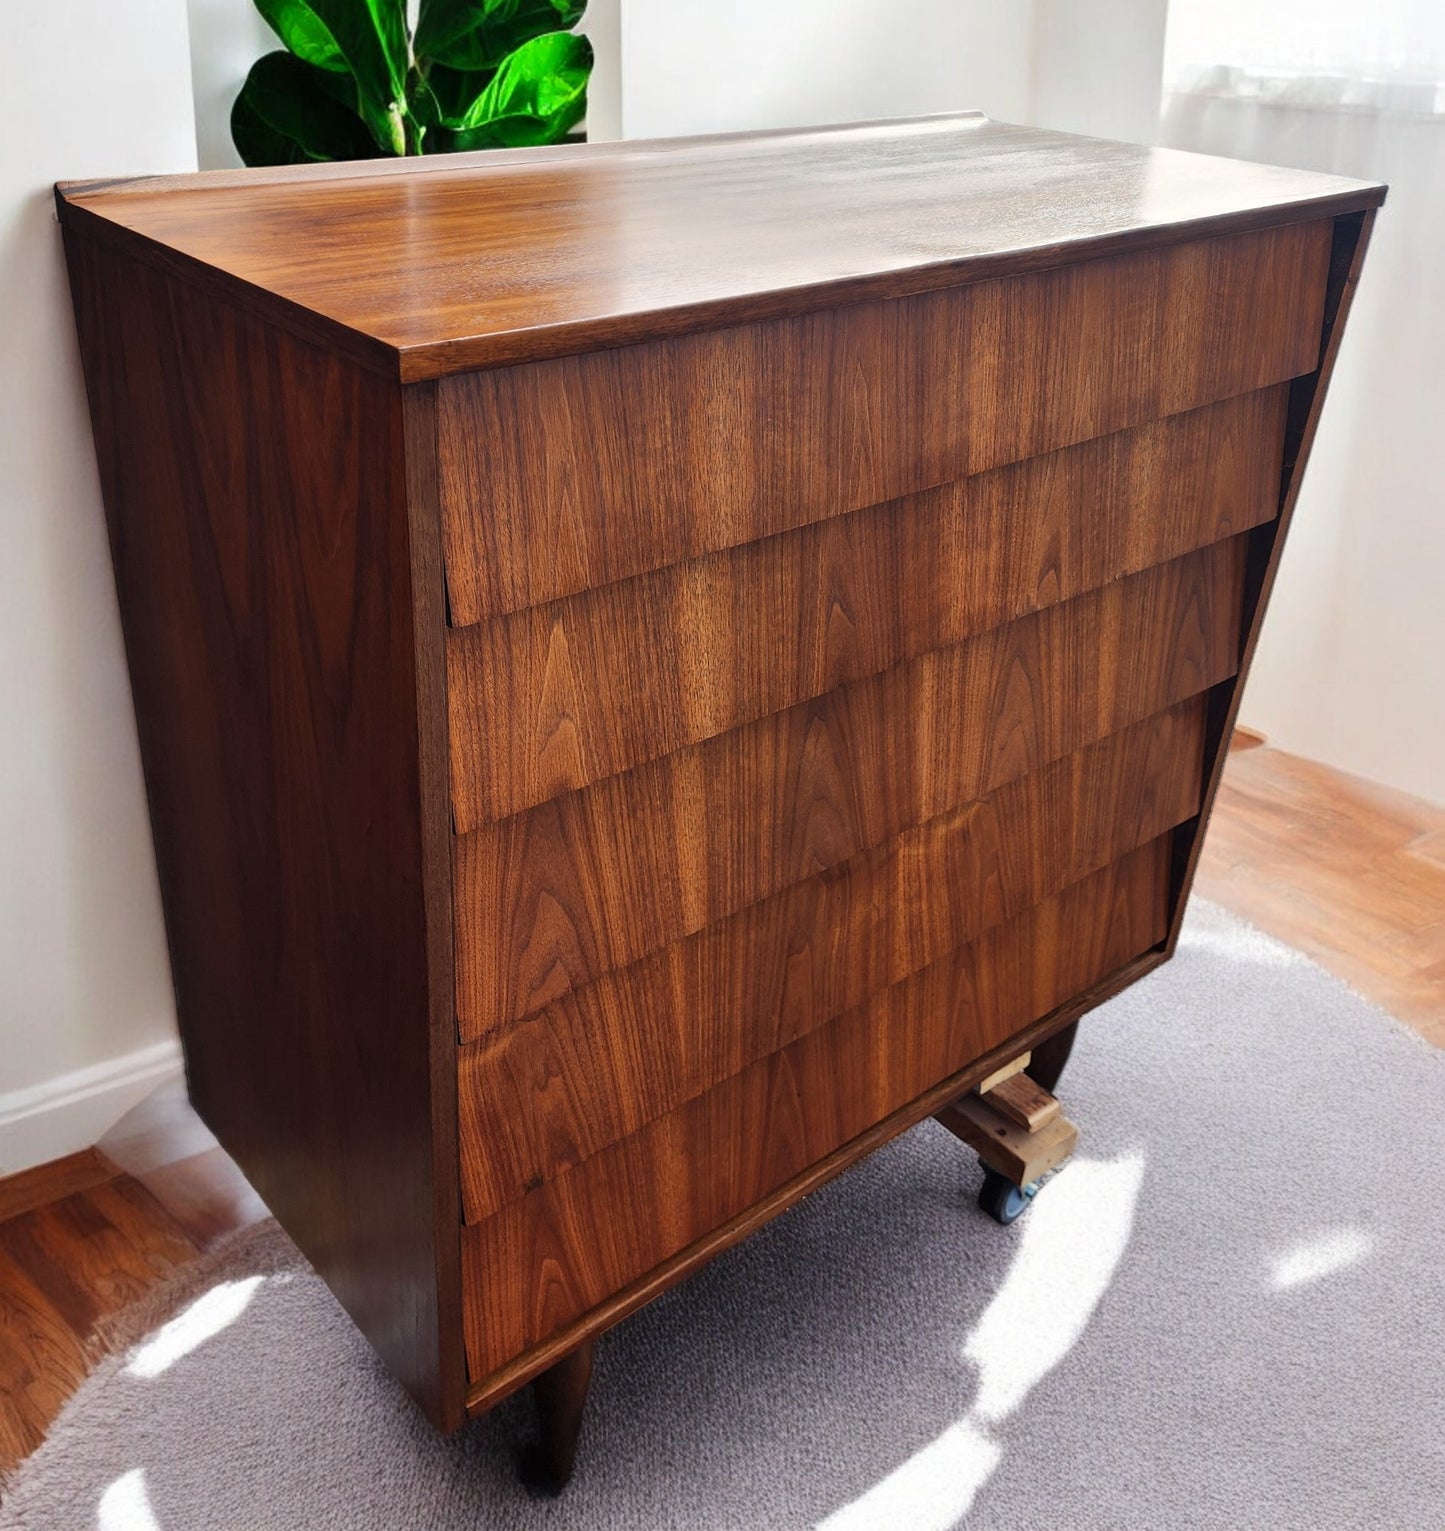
(454, 537, 1246, 1035)
(0, 1242, 92, 1470)
(463, 947, 1170, 1415)
(936, 1094, 1078, 1184)
(982, 1072, 1061, 1133)
(0, 1180, 197, 1340)
(1163, 211, 1380, 961)
(447, 388, 1286, 820)
(460, 839, 1169, 1380)
(437, 225, 1324, 624)
(55, 120, 1381, 1445)
(56, 116, 1382, 380)
(0, 1102, 268, 1475)
(0, 1150, 119, 1224)
(456, 699, 1206, 1221)
(62, 234, 462, 1429)
(0, 1176, 200, 1464)
(399, 382, 468, 1425)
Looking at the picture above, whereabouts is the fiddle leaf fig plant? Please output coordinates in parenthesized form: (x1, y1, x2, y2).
(232, 0, 591, 166)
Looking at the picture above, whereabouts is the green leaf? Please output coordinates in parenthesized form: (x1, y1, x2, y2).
(414, 0, 585, 74)
(231, 50, 379, 166)
(446, 30, 592, 149)
(308, 0, 409, 102)
(252, 0, 410, 153)
(414, 62, 493, 128)
(252, 0, 349, 73)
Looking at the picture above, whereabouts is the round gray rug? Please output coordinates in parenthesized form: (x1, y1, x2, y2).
(4, 900, 1442, 1531)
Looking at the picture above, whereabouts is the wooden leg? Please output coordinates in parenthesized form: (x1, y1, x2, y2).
(1027, 1019, 1079, 1094)
(520, 1341, 594, 1494)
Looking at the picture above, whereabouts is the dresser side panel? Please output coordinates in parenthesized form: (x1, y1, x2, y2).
(61, 231, 461, 1428)
(1165, 210, 1379, 948)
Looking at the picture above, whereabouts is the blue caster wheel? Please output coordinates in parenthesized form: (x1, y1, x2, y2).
(979, 1167, 1038, 1224)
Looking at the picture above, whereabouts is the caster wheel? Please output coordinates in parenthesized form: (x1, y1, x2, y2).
(979, 1167, 1037, 1224)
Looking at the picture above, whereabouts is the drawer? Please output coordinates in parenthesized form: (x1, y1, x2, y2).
(456, 698, 1206, 1223)
(459, 836, 1172, 1379)
(447, 386, 1286, 827)
(437, 220, 1329, 626)
(453, 535, 1247, 1038)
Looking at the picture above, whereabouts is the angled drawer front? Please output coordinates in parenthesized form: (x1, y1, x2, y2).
(447, 387, 1286, 828)
(459, 837, 1172, 1380)
(457, 699, 1207, 1224)
(447, 221, 1328, 1391)
(453, 537, 1247, 1040)
(436, 220, 1328, 627)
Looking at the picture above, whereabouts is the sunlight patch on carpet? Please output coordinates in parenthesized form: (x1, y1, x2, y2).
(814, 1417, 1001, 1531)
(98, 1468, 161, 1531)
(818, 1153, 1145, 1531)
(126, 1276, 265, 1381)
(1269, 1227, 1375, 1290)
(964, 1152, 1145, 1423)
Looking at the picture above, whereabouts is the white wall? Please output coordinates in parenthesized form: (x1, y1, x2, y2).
(0, 0, 197, 1171)
(581, 0, 624, 142)
(1030, 0, 1169, 144)
(187, 0, 273, 169)
(615, 0, 1174, 145)
(1160, 95, 1445, 805)
(620, 0, 1037, 139)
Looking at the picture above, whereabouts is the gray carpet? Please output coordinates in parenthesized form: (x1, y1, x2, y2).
(4, 900, 1443, 1531)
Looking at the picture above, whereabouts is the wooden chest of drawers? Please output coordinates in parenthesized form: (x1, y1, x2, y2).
(58, 114, 1381, 1454)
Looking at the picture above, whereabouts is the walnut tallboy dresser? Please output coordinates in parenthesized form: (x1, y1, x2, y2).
(58, 115, 1382, 1479)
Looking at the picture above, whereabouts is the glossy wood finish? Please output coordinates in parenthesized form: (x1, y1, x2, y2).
(0, 1094, 266, 1475)
(456, 701, 1207, 1222)
(57, 119, 1382, 1442)
(460, 841, 1170, 1379)
(58, 115, 1381, 379)
(447, 387, 1286, 817)
(438, 231, 1321, 627)
(454, 539, 1245, 1037)
(61, 234, 463, 1429)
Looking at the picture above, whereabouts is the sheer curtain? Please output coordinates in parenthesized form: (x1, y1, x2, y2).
(1160, 2, 1445, 806)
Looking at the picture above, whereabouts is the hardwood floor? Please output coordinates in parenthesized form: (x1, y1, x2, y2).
(0, 1088, 266, 1471)
(1195, 742, 1445, 1047)
(1, 740, 1441, 1474)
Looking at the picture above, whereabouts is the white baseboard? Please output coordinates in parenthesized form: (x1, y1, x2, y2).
(0, 1039, 184, 1176)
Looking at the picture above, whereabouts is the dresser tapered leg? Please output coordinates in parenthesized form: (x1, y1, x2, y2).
(1027, 1019, 1079, 1094)
(520, 1341, 595, 1494)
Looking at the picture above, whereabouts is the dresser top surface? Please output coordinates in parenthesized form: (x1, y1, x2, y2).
(58, 113, 1383, 381)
